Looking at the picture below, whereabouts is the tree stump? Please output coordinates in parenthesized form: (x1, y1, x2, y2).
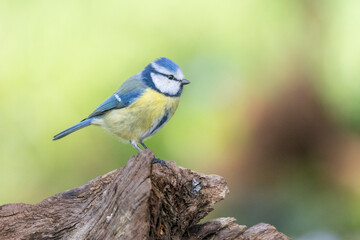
(0, 150, 290, 239)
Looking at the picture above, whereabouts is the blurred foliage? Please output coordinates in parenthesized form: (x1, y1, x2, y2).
(0, 0, 360, 239)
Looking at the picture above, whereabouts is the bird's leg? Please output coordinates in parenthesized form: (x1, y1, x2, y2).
(129, 140, 142, 152)
(140, 141, 168, 168)
(153, 157, 168, 168)
(140, 141, 148, 149)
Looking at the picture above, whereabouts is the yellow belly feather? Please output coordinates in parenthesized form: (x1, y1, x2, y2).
(101, 88, 179, 141)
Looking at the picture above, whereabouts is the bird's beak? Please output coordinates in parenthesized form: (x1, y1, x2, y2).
(181, 79, 191, 85)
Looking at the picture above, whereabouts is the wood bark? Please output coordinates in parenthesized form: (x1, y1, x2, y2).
(0, 150, 290, 239)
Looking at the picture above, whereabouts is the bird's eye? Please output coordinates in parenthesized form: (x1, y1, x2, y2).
(168, 75, 175, 80)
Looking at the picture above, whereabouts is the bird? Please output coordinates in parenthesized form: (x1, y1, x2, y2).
(53, 57, 190, 167)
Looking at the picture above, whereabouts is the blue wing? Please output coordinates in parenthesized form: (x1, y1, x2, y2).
(86, 93, 127, 118)
(86, 74, 147, 119)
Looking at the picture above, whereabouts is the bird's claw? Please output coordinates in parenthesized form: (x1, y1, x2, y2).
(153, 157, 168, 168)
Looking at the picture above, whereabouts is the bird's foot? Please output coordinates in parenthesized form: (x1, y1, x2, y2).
(153, 157, 168, 168)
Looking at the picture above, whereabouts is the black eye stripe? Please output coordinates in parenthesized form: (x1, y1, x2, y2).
(154, 71, 180, 81)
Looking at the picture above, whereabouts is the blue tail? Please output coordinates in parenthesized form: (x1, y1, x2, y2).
(53, 118, 93, 140)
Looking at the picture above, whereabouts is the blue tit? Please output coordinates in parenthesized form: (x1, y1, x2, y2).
(53, 57, 190, 166)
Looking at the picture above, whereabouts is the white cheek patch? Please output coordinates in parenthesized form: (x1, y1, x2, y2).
(152, 62, 184, 80)
(151, 73, 181, 95)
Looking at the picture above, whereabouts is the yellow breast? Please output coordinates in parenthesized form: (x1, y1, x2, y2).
(101, 88, 179, 141)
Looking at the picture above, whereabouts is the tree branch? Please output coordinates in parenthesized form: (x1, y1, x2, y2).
(0, 150, 290, 239)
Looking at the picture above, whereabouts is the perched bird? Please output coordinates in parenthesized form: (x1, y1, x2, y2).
(53, 57, 190, 166)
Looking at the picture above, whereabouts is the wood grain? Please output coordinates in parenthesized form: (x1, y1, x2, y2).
(0, 150, 290, 240)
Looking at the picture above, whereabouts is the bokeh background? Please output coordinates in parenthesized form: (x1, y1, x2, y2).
(1, 1, 360, 239)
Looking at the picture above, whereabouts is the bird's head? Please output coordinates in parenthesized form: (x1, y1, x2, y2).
(142, 57, 190, 96)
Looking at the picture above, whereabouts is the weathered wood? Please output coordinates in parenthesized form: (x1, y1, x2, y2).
(243, 223, 290, 240)
(0, 150, 290, 239)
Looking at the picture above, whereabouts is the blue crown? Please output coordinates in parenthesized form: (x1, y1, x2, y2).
(153, 57, 180, 72)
